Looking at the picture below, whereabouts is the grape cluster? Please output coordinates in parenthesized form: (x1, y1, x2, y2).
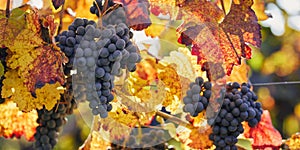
(34, 102, 68, 150)
(182, 77, 211, 117)
(71, 21, 112, 118)
(90, 0, 128, 27)
(89, 23, 141, 118)
(90, 0, 115, 17)
(209, 82, 263, 150)
(102, 7, 127, 27)
(0, 48, 8, 104)
(55, 18, 97, 76)
(110, 129, 175, 150)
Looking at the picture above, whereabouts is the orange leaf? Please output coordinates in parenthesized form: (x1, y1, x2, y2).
(177, 0, 261, 76)
(178, 125, 214, 149)
(113, 0, 151, 30)
(177, 0, 224, 23)
(24, 45, 66, 93)
(243, 110, 282, 149)
(0, 101, 38, 141)
(227, 58, 250, 84)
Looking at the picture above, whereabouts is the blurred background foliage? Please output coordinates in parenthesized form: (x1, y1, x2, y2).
(248, 0, 300, 139)
(0, 0, 300, 149)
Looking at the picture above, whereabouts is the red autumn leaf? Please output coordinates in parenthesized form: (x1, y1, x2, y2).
(24, 45, 66, 93)
(113, 0, 151, 30)
(177, 0, 261, 76)
(243, 110, 282, 149)
(52, 0, 65, 9)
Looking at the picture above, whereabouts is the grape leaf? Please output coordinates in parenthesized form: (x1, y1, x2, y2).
(188, 126, 213, 149)
(284, 132, 300, 149)
(177, 0, 224, 23)
(148, 0, 176, 17)
(157, 63, 183, 114)
(252, 0, 269, 21)
(144, 14, 168, 38)
(52, 0, 65, 9)
(178, 125, 214, 149)
(113, 0, 151, 30)
(108, 100, 156, 127)
(0, 8, 27, 46)
(243, 110, 282, 149)
(24, 45, 66, 93)
(177, 0, 261, 76)
(0, 101, 38, 141)
(1, 7, 66, 112)
(227, 58, 250, 84)
(126, 51, 183, 114)
(2, 70, 64, 112)
(161, 47, 203, 81)
(85, 131, 111, 150)
(97, 115, 133, 140)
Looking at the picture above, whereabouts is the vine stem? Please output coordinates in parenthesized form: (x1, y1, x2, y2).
(252, 81, 300, 86)
(57, 3, 64, 34)
(220, 0, 226, 15)
(156, 110, 194, 129)
(6, 0, 10, 17)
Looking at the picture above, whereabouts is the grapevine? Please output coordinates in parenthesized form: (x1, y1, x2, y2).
(0, 0, 295, 150)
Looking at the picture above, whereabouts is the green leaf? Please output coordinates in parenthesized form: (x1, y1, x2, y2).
(236, 138, 252, 150)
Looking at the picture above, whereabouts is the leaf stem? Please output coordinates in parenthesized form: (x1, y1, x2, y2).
(57, 3, 64, 34)
(102, 0, 109, 15)
(6, 0, 10, 18)
(220, 0, 226, 15)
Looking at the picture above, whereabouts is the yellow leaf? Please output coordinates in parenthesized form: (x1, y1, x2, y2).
(163, 123, 177, 138)
(2, 70, 63, 112)
(284, 132, 300, 149)
(161, 47, 204, 81)
(252, 0, 269, 21)
(35, 82, 64, 110)
(144, 14, 168, 37)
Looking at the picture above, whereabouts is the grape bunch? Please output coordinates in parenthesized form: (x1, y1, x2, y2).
(102, 7, 127, 27)
(0, 48, 8, 104)
(34, 102, 68, 150)
(89, 23, 141, 118)
(90, 0, 128, 27)
(182, 77, 211, 117)
(209, 82, 263, 150)
(55, 18, 97, 76)
(110, 129, 175, 150)
(71, 21, 112, 118)
(55, 18, 97, 121)
(90, 0, 116, 17)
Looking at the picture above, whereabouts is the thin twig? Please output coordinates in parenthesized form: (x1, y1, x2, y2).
(6, 0, 10, 18)
(252, 81, 300, 86)
(156, 111, 194, 129)
(102, 0, 109, 15)
(57, 3, 64, 34)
